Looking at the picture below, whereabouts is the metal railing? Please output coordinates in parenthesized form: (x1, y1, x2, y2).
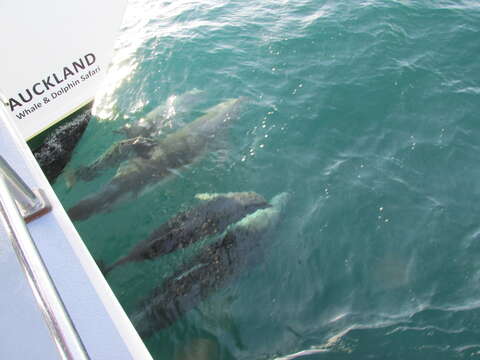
(0, 109, 90, 359)
(0, 156, 52, 222)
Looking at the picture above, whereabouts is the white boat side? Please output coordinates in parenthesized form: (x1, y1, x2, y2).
(0, 103, 153, 359)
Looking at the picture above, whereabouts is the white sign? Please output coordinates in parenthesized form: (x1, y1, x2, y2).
(0, 0, 127, 140)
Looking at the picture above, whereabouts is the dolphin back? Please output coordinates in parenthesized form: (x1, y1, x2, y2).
(101, 192, 270, 275)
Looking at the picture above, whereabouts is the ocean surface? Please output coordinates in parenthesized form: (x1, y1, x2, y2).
(53, 0, 480, 359)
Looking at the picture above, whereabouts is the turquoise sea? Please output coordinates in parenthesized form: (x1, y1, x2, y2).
(54, 0, 480, 359)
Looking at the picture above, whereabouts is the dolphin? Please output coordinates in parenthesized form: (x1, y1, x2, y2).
(101, 191, 271, 275)
(118, 89, 205, 138)
(67, 97, 245, 221)
(66, 89, 204, 186)
(131, 192, 290, 337)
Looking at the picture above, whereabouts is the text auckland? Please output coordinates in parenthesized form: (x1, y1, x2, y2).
(8, 53, 97, 112)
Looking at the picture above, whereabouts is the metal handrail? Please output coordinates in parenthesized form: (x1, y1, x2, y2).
(0, 173, 90, 360)
(0, 156, 51, 222)
(0, 115, 90, 359)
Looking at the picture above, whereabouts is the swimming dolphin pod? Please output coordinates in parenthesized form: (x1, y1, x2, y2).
(131, 192, 290, 337)
(101, 191, 271, 275)
(67, 97, 245, 221)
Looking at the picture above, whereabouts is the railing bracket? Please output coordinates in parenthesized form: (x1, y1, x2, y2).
(0, 156, 52, 223)
(22, 188, 52, 223)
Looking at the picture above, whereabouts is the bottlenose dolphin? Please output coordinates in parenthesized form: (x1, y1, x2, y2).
(131, 192, 290, 337)
(101, 191, 270, 275)
(67, 97, 245, 221)
(66, 89, 205, 186)
(118, 89, 205, 138)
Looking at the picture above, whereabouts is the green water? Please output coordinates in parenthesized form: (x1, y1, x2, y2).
(54, 0, 480, 359)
